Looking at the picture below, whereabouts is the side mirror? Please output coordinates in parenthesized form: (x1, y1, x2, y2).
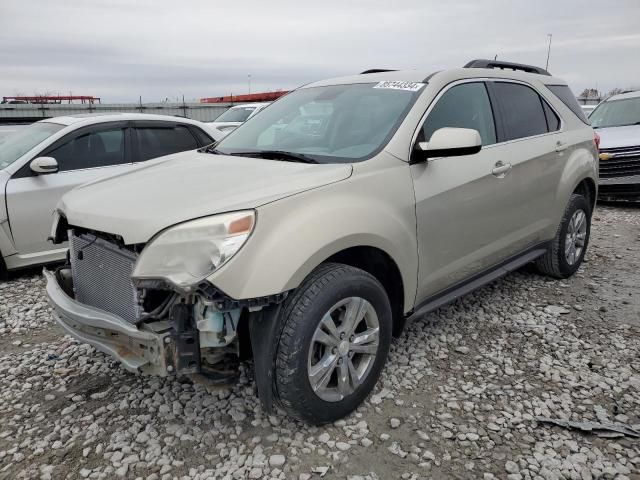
(411, 127, 482, 164)
(30, 157, 59, 174)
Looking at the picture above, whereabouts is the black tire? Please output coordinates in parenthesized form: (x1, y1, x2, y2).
(274, 263, 392, 425)
(535, 193, 591, 278)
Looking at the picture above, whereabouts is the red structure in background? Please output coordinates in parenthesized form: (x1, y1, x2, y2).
(1, 96, 101, 105)
(200, 91, 289, 104)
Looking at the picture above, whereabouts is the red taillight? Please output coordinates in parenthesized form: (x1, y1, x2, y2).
(594, 132, 601, 150)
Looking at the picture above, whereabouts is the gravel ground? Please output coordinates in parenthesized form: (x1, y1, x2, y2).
(1, 204, 639, 480)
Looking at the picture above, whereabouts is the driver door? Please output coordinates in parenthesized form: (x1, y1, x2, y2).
(412, 81, 517, 301)
(5, 122, 133, 259)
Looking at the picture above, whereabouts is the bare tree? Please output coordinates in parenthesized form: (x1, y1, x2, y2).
(579, 88, 601, 99)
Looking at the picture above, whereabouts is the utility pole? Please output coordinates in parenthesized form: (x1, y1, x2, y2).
(248, 74, 251, 95)
(545, 34, 553, 70)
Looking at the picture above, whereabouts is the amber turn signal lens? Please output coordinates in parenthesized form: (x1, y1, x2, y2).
(228, 215, 254, 235)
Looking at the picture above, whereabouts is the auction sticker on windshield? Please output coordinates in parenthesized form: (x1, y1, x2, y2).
(373, 81, 425, 92)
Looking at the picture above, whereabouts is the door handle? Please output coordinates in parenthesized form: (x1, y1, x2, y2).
(555, 141, 568, 152)
(492, 161, 512, 177)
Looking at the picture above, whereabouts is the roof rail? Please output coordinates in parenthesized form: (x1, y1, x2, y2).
(360, 69, 397, 74)
(464, 59, 551, 76)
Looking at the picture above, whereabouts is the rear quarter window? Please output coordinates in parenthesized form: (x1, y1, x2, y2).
(542, 101, 561, 131)
(547, 85, 590, 124)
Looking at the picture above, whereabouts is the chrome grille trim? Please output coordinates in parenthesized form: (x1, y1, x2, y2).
(69, 232, 141, 324)
(599, 145, 640, 179)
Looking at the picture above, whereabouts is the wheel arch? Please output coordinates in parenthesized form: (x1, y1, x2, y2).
(324, 246, 406, 337)
(552, 139, 598, 229)
(572, 177, 597, 214)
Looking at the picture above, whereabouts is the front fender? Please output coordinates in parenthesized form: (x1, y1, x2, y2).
(208, 159, 418, 313)
(0, 171, 17, 257)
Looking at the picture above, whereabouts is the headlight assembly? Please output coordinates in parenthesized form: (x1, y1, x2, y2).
(132, 210, 255, 289)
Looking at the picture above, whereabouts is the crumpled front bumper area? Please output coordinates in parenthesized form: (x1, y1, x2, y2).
(44, 269, 172, 376)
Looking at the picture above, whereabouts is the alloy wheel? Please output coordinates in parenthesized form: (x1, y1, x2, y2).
(307, 297, 380, 402)
(565, 209, 587, 265)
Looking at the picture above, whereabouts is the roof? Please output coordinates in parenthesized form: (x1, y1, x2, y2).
(37, 112, 210, 127)
(303, 65, 567, 89)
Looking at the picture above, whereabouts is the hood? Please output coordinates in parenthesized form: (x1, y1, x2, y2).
(596, 124, 640, 149)
(59, 151, 352, 244)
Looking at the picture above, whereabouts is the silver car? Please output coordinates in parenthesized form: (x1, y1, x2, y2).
(0, 113, 222, 278)
(47, 60, 598, 424)
(589, 90, 640, 201)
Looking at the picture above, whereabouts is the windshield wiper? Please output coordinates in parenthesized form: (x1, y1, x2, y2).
(228, 150, 319, 164)
(199, 143, 223, 155)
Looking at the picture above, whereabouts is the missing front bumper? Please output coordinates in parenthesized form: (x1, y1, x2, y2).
(44, 269, 173, 376)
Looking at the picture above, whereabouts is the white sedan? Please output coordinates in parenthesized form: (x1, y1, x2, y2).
(208, 102, 270, 134)
(0, 113, 223, 278)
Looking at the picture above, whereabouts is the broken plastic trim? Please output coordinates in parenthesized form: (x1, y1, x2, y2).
(536, 416, 640, 439)
(194, 281, 289, 311)
(134, 278, 289, 312)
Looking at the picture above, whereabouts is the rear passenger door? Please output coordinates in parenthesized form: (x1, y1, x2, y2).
(131, 122, 200, 162)
(486, 80, 564, 249)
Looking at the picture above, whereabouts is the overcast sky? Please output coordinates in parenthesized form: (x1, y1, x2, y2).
(1, 0, 639, 102)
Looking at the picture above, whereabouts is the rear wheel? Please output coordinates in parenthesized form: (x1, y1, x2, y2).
(535, 193, 591, 278)
(274, 263, 392, 424)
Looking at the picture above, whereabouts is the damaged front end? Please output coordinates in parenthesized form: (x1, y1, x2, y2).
(46, 227, 287, 400)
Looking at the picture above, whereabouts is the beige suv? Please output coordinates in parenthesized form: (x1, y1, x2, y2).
(47, 60, 598, 424)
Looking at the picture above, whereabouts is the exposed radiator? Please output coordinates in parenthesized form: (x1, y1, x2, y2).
(69, 232, 141, 323)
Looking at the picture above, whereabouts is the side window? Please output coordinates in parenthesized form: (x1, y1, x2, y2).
(492, 82, 548, 141)
(47, 127, 126, 171)
(135, 125, 199, 162)
(542, 100, 561, 132)
(191, 127, 214, 146)
(547, 85, 590, 124)
(421, 82, 496, 146)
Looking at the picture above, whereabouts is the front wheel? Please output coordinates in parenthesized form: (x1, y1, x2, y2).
(535, 193, 591, 278)
(274, 263, 392, 424)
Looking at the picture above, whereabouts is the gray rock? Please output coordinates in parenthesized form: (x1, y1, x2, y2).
(505, 461, 519, 474)
(269, 454, 286, 467)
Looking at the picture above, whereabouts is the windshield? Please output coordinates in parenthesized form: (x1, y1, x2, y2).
(215, 83, 422, 163)
(590, 96, 640, 128)
(214, 107, 257, 123)
(0, 122, 65, 170)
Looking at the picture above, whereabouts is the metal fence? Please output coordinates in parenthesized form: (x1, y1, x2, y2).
(0, 102, 232, 123)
